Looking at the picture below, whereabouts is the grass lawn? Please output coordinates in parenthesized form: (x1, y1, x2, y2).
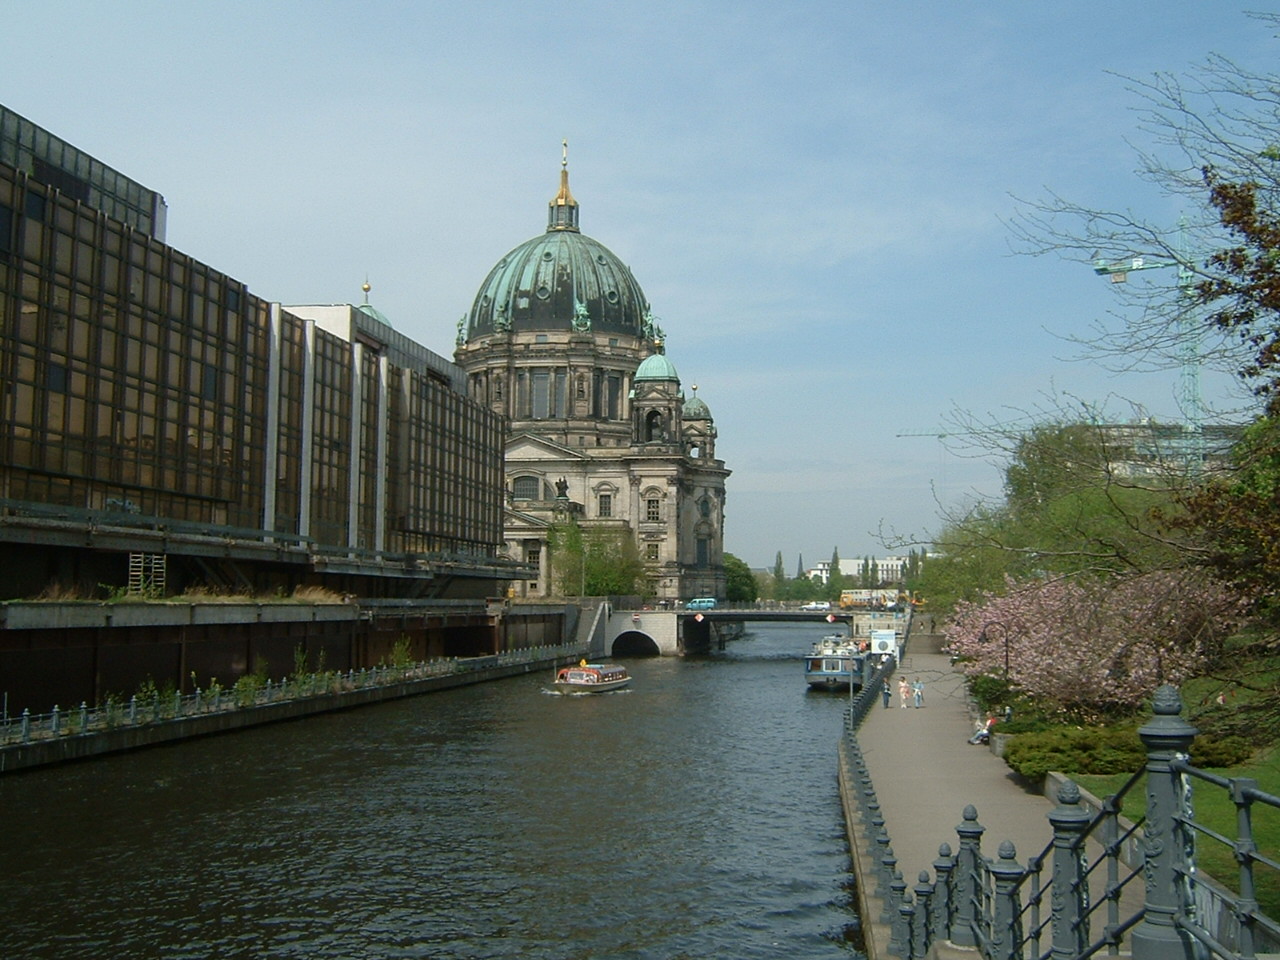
(1073, 744, 1280, 921)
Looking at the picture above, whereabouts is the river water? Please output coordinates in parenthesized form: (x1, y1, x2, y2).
(0, 623, 865, 959)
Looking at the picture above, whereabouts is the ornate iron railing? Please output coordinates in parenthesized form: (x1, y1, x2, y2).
(842, 684, 1279, 959)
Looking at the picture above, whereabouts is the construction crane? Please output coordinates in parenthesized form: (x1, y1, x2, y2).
(1091, 218, 1204, 470)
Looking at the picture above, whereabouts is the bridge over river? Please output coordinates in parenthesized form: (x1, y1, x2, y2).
(603, 604, 912, 657)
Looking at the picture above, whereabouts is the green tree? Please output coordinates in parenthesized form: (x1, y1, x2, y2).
(723, 553, 758, 603)
(1178, 415, 1280, 620)
(918, 421, 1195, 613)
(772, 551, 786, 585)
(1199, 171, 1280, 414)
(584, 528, 646, 597)
(547, 519, 584, 596)
(826, 546, 844, 600)
(547, 521, 646, 597)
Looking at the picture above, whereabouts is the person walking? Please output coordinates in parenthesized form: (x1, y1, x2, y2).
(912, 677, 924, 708)
(898, 676, 910, 708)
(881, 679, 891, 708)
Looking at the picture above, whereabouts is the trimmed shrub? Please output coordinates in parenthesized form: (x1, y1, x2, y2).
(1002, 726, 1144, 783)
(1191, 735, 1253, 769)
(1004, 725, 1255, 781)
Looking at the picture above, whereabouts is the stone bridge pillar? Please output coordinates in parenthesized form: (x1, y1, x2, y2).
(606, 610, 679, 656)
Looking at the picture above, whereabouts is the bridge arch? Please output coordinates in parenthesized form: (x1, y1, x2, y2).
(611, 630, 661, 657)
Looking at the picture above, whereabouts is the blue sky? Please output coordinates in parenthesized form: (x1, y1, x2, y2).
(5, 2, 1277, 569)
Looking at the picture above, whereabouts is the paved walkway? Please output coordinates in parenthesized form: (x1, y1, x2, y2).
(845, 633, 1146, 958)
(854, 639, 1055, 882)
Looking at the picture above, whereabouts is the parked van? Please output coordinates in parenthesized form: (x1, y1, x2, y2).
(685, 597, 718, 610)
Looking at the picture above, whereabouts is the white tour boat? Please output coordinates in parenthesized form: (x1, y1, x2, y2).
(553, 660, 632, 694)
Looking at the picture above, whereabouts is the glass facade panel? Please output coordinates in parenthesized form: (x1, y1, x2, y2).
(0, 149, 504, 565)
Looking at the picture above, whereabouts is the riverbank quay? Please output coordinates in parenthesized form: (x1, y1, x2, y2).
(839, 638, 1280, 960)
(0, 643, 587, 775)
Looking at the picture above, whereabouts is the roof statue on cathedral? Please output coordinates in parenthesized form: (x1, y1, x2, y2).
(643, 309, 665, 347)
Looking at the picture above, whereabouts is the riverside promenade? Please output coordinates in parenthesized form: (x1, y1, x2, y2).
(853, 635, 1052, 890)
(841, 631, 1143, 959)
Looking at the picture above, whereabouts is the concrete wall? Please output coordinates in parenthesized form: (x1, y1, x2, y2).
(0, 600, 570, 713)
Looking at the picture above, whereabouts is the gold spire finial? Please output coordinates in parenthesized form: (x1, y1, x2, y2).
(548, 139, 579, 231)
(362, 277, 371, 303)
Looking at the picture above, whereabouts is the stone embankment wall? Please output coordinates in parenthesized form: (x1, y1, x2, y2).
(1, 651, 580, 775)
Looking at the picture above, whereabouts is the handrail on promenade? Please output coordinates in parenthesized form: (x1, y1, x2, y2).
(841, 683, 1280, 960)
(0, 643, 587, 750)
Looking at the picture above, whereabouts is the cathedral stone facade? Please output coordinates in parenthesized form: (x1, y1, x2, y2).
(453, 155, 729, 601)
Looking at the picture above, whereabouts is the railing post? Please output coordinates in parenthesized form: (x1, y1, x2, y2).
(952, 804, 986, 947)
(1132, 684, 1198, 960)
(78, 701, 88, 734)
(1230, 777, 1261, 959)
(933, 843, 954, 943)
(1101, 793, 1123, 952)
(129, 695, 137, 725)
(21, 707, 30, 743)
(879, 845, 899, 923)
(888, 872, 909, 956)
(1047, 779, 1091, 959)
(51, 704, 60, 736)
(989, 840, 1024, 960)
(873, 829, 892, 890)
(913, 869, 934, 958)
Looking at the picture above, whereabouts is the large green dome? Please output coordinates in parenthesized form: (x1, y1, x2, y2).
(464, 160, 649, 340)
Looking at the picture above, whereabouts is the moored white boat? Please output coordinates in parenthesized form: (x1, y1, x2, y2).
(804, 635, 864, 691)
(553, 660, 632, 694)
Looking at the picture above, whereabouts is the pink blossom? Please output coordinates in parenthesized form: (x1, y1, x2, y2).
(942, 570, 1246, 717)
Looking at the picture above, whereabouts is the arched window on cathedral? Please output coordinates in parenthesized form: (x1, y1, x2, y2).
(645, 410, 665, 442)
(512, 476, 541, 500)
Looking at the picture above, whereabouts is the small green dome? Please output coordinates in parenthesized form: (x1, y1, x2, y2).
(683, 394, 711, 420)
(357, 302, 393, 327)
(635, 353, 679, 381)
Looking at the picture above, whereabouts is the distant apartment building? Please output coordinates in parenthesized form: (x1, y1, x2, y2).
(812, 556, 913, 586)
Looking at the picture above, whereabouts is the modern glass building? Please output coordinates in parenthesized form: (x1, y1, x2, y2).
(0, 104, 167, 241)
(0, 106, 516, 600)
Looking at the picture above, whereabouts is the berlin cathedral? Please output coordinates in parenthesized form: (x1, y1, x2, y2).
(453, 151, 730, 601)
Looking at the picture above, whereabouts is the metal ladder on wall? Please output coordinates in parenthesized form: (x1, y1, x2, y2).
(127, 552, 166, 597)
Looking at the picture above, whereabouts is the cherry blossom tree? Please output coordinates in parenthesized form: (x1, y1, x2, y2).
(944, 571, 1246, 720)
